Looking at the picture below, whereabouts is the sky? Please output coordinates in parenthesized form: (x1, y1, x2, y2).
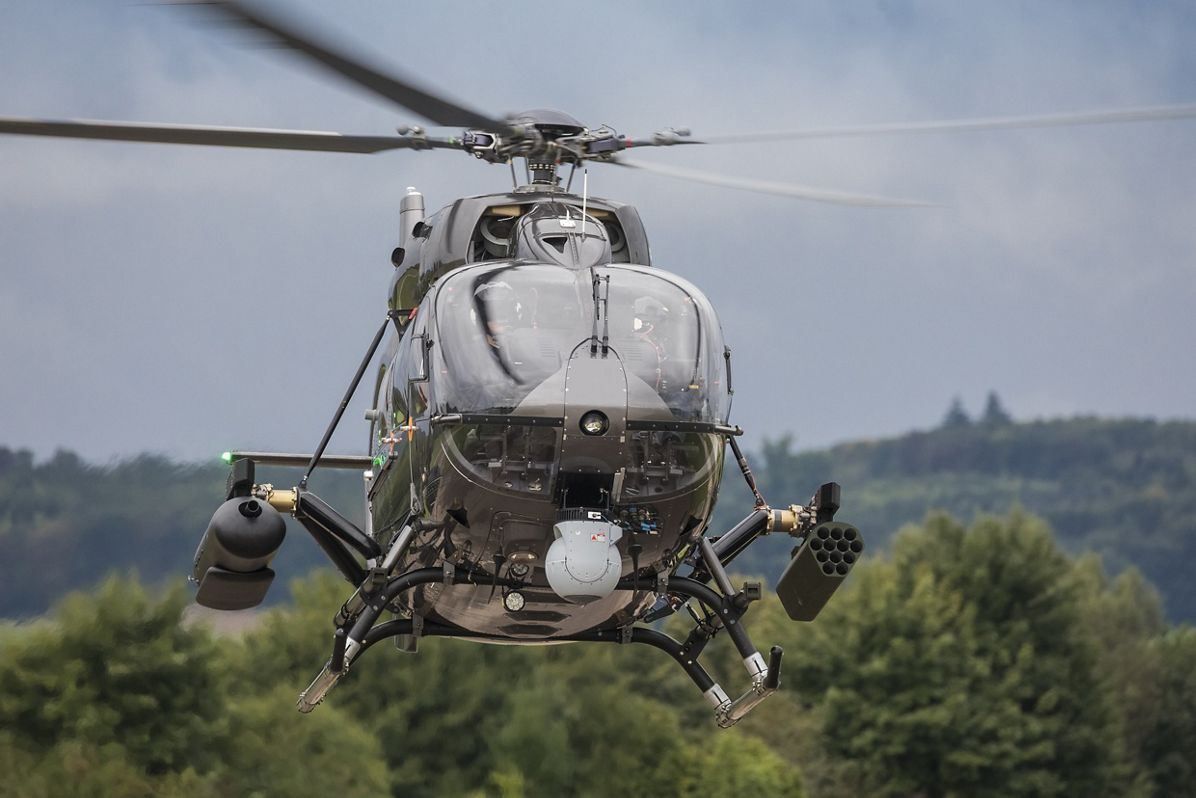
(1, 0, 1194, 465)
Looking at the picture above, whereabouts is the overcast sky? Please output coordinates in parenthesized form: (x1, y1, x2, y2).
(1, 0, 1193, 465)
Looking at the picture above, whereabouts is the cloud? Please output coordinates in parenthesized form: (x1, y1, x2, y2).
(1, 0, 1194, 461)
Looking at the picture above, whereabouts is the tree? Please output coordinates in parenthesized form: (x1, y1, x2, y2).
(1070, 556, 1166, 796)
(779, 512, 1118, 797)
(981, 391, 1013, 426)
(0, 736, 219, 798)
(783, 557, 993, 796)
(891, 513, 1117, 795)
(1143, 628, 1196, 796)
(215, 687, 389, 798)
(676, 731, 804, 797)
(941, 396, 971, 428)
(231, 571, 805, 797)
(0, 575, 229, 776)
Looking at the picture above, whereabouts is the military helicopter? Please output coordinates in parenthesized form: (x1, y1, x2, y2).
(5, 1, 1196, 726)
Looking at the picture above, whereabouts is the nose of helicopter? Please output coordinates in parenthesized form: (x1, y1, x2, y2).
(559, 350, 628, 475)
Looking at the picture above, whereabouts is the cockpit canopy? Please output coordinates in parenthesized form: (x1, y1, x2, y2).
(431, 262, 730, 423)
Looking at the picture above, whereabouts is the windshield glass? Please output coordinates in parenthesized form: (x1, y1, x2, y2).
(605, 274, 709, 419)
(433, 263, 586, 414)
(431, 263, 729, 421)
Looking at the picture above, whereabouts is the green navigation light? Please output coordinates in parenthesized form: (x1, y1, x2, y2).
(220, 451, 233, 464)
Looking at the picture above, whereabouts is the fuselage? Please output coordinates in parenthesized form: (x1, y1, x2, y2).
(364, 193, 733, 639)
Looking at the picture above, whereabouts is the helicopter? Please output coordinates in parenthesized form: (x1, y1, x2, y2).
(5, 1, 1196, 726)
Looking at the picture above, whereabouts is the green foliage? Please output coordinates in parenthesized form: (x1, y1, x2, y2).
(483, 648, 692, 798)
(1070, 556, 1166, 796)
(3, 511, 1196, 796)
(753, 514, 1121, 796)
(1144, 628, 1196, 796)
(3, 424, 1194, 797)
(227, 572, 796, 797)
(0, 737, 219, 798)
(216, 687, 389, 798)
(676, 731, 805, 797)
(0, 575, 228, 776)
(1069, 558, 1196, 797)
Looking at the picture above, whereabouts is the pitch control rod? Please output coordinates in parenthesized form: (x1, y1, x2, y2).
(727, 435, 766, 508)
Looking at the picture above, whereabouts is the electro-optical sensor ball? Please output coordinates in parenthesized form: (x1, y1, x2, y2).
(579, 410, 609, 436)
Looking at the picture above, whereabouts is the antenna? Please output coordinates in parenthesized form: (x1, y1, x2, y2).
(581, 167, 589, 226)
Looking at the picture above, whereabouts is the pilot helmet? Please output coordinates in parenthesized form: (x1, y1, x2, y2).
(511, 205, 612, 269)
(633, 295, 669, 333)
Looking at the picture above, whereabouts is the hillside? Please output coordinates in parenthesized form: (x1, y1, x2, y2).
(0, 448, 364, 618)
(719, 415, 1196, 620)
(2, 413, 1194, 619)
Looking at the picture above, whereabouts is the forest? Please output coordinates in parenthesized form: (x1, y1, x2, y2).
(2, 513, 1194, 796)
(718, 403, 1196, 621)
(2, 405, 1194, 620)
(2, 408, 1195, 795)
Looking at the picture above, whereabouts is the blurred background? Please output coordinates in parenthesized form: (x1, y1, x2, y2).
(1, 1, 1194, 795)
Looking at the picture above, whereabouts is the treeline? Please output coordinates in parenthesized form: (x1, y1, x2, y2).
(717, 409, 1196, 620)
(2, 512, 1194, 797)
(0, 448, 363, 617)
(4, 413, 1196, 623)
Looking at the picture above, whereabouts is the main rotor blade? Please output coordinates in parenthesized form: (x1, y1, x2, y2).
(183, 1, 511, 133)
(0, 117, 459, 153)
(699, 103, 1196, 145)
(614, 158, 933, 208)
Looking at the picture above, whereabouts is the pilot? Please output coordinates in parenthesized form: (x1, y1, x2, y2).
(632, 296, 669, 392)
(630, 295, 705, 417)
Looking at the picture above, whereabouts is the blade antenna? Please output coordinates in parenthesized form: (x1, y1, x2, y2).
(581, 167, 589, 224)
(508, 159, 519, 191)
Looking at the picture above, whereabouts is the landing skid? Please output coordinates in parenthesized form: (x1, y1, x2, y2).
(298, 567, 783, 728)
(295, 485, 861, 727)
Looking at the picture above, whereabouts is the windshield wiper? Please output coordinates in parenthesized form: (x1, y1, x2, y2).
(589, 270, 611, 356)
(600, 274, 611, 355)
(590, 268, 601, 354)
